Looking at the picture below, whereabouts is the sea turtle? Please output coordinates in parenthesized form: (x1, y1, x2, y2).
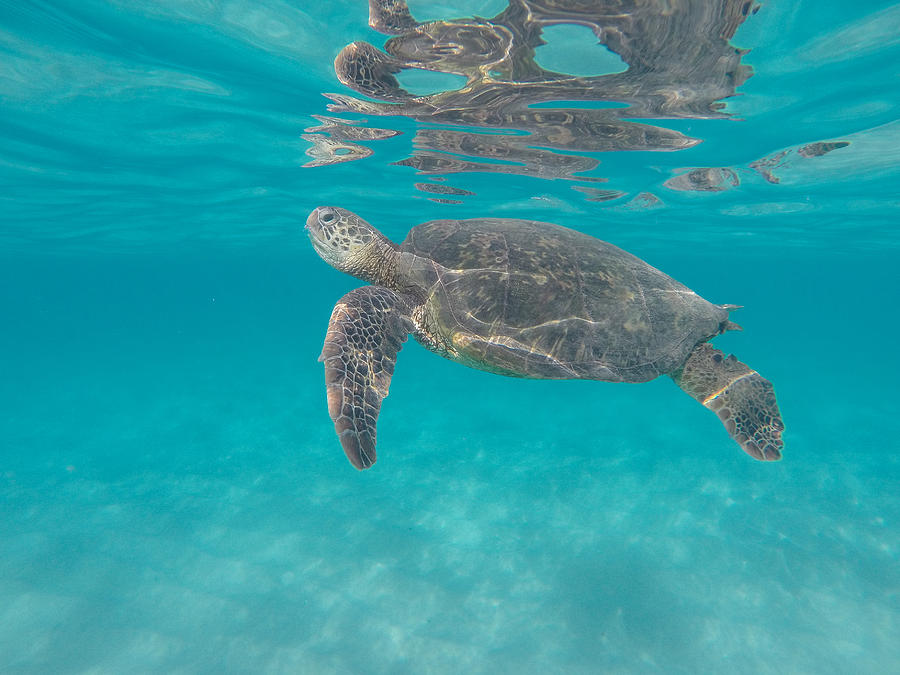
(307, 206, 784, 469)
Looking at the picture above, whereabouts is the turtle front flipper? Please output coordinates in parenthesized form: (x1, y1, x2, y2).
(334, 41, 412, 103)
(319, 286, 414, 469)
(672, 343, 784, 460)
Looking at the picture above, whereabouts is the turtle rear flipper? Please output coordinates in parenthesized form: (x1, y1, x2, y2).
(673, 343, 784, 460)
(319, 286, 414, 469)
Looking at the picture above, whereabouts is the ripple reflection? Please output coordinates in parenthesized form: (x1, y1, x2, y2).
(305, 0, 762, 201)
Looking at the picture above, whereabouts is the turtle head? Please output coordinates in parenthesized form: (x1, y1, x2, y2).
(306, 207, 398, 282)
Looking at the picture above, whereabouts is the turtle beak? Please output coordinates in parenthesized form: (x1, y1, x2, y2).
(306, 209, 332, 262)
(305, 208, 319, 235)
(306, 210, 328, 251)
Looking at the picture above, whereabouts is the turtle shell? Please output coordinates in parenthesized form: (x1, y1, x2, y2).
(400, 218, 728, 382)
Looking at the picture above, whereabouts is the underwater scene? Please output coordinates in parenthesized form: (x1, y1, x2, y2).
(1, 0, 898, 672)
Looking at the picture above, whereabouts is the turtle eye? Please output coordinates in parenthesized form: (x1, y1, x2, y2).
(320, 209, 336, 224)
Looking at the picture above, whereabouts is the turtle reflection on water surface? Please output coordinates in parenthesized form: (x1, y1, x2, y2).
(307, 206, 784, 470)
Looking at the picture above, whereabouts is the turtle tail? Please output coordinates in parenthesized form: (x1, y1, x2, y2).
(721, 318, 743, 333)
(719, 304, 744, 334)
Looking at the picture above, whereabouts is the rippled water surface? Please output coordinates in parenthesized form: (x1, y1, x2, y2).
(1, 1, 898, 672)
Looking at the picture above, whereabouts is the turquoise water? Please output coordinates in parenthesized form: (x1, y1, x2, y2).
(2, 1, 899, 672)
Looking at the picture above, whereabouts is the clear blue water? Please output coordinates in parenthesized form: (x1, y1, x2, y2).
(1, 1, 898, 672)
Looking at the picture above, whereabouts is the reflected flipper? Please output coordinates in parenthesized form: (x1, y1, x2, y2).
(319, 286, 414, 469)
(673, 343, 784, 460)
(368, 0, 418, 34)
